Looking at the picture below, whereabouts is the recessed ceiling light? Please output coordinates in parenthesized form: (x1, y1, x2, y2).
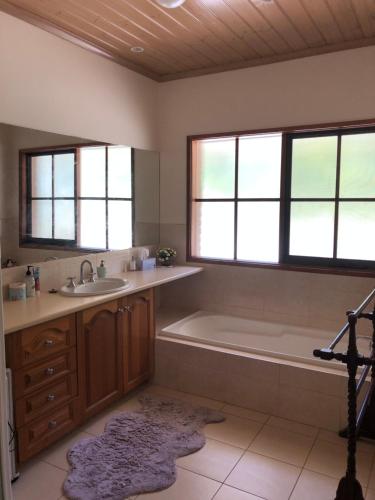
(130, 46, 144, 53)
(155, 0, 186, 8)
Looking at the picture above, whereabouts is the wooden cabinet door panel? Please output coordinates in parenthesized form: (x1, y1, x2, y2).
(78, 300, 123, 420)
(123, 289, 154, 392)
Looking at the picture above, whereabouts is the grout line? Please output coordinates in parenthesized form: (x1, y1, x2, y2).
(40, 459, 69, 475)
(212, 483, 268, 500)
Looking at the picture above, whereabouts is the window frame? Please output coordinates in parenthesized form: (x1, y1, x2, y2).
(187, 119, 375, 277)
(20, 142, 135, 252)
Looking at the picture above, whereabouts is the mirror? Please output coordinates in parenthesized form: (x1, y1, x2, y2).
(0, 123, 160, 267)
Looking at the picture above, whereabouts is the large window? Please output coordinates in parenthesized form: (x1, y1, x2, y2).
(188, 123, 375, 272)
(21, 144, 133, 251)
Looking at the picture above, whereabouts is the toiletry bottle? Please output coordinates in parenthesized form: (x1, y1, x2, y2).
(25, 266, 36, 298)
(33, 267, 40, 296)
(97, 260, 107, 279)
(129, 255, 137, 271)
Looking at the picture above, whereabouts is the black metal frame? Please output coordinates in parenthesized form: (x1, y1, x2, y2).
(22, 145, 134, 251)
(314, 287, 375, 500)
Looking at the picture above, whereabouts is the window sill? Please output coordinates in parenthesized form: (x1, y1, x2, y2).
(187, 256, 375, 278)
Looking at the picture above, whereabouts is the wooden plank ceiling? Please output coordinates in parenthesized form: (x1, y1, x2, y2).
(0, 0, 375, 81)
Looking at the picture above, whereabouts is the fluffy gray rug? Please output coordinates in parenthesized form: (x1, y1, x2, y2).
(63, 394, 225, 500)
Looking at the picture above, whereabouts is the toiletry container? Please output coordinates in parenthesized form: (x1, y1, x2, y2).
(25, 266, 36, 297)
(33, 267, 41, 295)
(129, 256, 137, 271)
(97, 260, 107, 278)
(8, 282, 26, 301)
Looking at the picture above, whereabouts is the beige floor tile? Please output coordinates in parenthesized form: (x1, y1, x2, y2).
(204, 413, 263, 449)
(290, 469, 338, 500)
(225, 451, 301, 500)
(249, 424, 315, 467)
(177, 438, 243, 482)
(367, 488, 375, 499)
(267, 416, 318, 438)
(182, 393, 224, 410)
(81, 396, 141, 435)
(305, 439, 373, 486)
(214, 484, 263, 499)
(318, 429, 375, 455)
(40, 430, 93, 471)
(143, 384, 188, 400)
(221, 404, 269, 424)
(138, 467, 220, 499)
(12, 460, 66, 500)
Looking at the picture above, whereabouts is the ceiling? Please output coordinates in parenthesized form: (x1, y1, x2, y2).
(0, 0, 375, 81)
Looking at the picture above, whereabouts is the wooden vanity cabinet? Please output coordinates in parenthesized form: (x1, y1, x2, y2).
(77, 299, 124, 420)
(6, 287, 155, 463)
(122, 289, 155, 393)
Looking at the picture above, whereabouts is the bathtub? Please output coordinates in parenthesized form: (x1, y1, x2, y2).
(160, 311, 371, 369)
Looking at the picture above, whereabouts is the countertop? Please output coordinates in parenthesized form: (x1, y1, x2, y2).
(3, 266, 203, 334)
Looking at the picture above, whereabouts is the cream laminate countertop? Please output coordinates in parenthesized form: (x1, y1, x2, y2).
(3, 266, 203, 334)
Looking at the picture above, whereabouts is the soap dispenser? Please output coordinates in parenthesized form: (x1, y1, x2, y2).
(97, 260, 107, 279)
(25, 266, 36, 298)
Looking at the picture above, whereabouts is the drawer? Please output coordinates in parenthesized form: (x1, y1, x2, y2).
(15, 373, 77, 427)
(8, 315, 76, 369)
(13, 349, 77, 399)
(17, 400, 78, 463)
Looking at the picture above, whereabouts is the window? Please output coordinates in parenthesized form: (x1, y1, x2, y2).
(21, 144, 133, 251)
(188, 123, 375, 272)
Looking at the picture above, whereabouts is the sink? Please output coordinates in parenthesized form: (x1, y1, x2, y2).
(60, 278, 131, 297)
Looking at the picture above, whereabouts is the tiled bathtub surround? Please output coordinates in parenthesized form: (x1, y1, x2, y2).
(154, 333, 358, 432)
(1, 246, 155, 295)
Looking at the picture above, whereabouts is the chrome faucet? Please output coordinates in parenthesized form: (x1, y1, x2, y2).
(79, 259, 95, 284)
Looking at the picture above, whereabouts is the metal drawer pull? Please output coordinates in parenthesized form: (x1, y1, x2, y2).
(48, 420, 57, 429)
(45, 368, 55, 376)
(117, 307, 125, 313)
(47, 394, 55, 402)
(44, 339, 54, 346)
(124, 305, 133, 312)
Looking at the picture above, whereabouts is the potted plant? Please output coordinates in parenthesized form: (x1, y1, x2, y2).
(156, 247, 177, 267)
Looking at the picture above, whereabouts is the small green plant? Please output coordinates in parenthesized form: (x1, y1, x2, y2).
(156, 247, 177, 265)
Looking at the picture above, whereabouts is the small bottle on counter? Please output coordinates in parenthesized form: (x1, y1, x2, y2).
(97, 260, 107, 279)
(129, 255, 137, 271)
(34, 267, 41, 296)
(25, 266, 36, 298)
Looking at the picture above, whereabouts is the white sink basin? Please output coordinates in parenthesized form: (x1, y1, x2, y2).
(60, 278, 130, 297)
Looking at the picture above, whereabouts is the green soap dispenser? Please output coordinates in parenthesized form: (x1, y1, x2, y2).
(25, 265, 36, 297)
(97, 260, 107, 279)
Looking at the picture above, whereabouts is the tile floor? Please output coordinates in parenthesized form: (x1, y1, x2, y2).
(11, 384, 375, 500)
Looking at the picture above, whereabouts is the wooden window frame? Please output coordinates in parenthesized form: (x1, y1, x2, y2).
(187, 118, 375, 278)
(20, 142, 135, 252)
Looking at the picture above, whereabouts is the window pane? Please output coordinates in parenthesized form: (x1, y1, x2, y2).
(55, 200, 75, 240)
(237, 202, 280, 263)
(337, 202, 375, 260)
(31, 200, 52, 238)
(192, 202, 234, 259)
(79, 200, 106, 248)
(108, 146, 132, 198)
(108, 201, 132, 250)
(54, 153, 75, 197)
(31, 155, 52, 197)
(80, 147, 105, 197)
(340, 133, 375, 198)
(238, 134, 282, 198)
(291, 136, 337, 198)
(289, 202, 335, 257)
(193, 138, 235, 198)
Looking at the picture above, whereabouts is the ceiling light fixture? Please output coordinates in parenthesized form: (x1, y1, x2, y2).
(130, 46, 144, 53)
(155, 0, 186, 8)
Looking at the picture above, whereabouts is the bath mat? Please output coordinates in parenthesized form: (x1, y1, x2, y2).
(63, 394, 225, 500)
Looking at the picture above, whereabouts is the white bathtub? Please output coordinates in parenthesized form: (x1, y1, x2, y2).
(160, 311, 371, 369)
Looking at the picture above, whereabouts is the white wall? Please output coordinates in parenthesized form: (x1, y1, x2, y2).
(157, 47, 375, 330)
(0, 12, 157, 151)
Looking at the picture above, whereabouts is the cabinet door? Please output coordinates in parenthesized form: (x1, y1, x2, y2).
(77, 300, 123, 420)
(123, 289, 155, 393)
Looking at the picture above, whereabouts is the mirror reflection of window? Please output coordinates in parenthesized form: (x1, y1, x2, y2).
(24, 144, 133, 251)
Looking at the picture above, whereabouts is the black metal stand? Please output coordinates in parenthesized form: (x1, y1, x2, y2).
(313, 289, 375, 500)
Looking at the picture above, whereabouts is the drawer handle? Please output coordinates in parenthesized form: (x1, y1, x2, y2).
(48, 420, 57, 429)
(45, 368, 55, 376)
(45, 339, 54, 347)
(47, 394, 55, 402)
(124, 305, 133, 313)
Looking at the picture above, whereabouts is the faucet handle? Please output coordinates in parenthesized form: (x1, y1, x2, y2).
(66, 277, 77, 289)
(88, 272, 96, 283)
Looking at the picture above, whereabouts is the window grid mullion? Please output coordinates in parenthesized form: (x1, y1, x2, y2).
(234, 138, 239, 260)
(51, 154, 55, 239)
(105, 146, 109, 250)
(333, 134, 342, 259)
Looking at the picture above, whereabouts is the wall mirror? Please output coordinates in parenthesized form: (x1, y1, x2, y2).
(0, 123, 160, 267)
